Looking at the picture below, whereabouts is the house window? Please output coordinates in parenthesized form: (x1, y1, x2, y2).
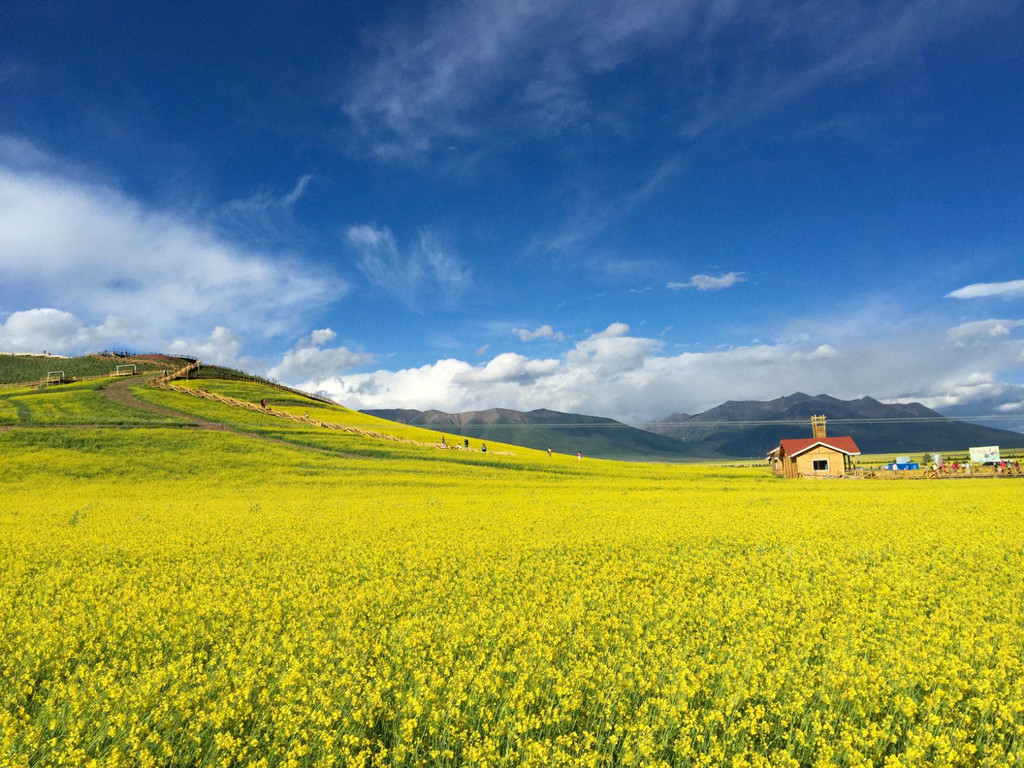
(812, 459, 829, 472)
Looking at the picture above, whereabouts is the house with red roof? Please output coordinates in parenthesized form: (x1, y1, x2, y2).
(768, 416, 860, 478)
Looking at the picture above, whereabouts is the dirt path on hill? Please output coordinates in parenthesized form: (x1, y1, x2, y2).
(94, 376, 360, 457)
(1, 374, 360, 460)
(98, 375, 222, 427)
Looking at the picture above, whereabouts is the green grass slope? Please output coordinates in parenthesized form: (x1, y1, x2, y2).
(0, 354, 164, 385)
(132, 378, 545, 465)
(0, 378, 185, 426)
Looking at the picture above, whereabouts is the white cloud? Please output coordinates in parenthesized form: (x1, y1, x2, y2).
(595, 322, 630, 338)
(907, 378, 1024, 433)
(457, 352, 560, 384)
(946, 280, 1024, 300)
(947, 318, 1024, 343)
(290, 319, 1024, 424)
(0, 309, 84, 353)
(0, 152, 341, 349)
(0, 308, 144, 354)
(476, 344, 490, 356)
(668, 272, 745, 291)
(345, 224, 471, 308)
(167, 326, 243, 366)
(513, 324, 566, 342)
(892, 372, 1007, 411)
(266, 329, 376, 382)
(310, 328, 338, 346)
(807, 344, 838, 359)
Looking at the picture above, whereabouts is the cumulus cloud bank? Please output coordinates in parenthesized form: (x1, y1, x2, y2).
(267, 329, 375, 382)
(167, 327, 243, 366)
(0, 308, 140, 354)
(276, 322, 1024, 424)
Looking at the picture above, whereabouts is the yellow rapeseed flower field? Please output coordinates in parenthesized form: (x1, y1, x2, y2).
(1, 379, 1023, 767)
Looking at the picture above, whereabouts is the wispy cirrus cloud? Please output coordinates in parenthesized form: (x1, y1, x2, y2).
(668, 272, 745, 291)
(532, 156, 684, 254)
(343, 0, 700, 161)
(345, 224, 472, 309)
(344, 1, 1001, 163)
(344, 0, 1007, 262)
(946, 279, 1024, 299)
(218, 174, 315, 246)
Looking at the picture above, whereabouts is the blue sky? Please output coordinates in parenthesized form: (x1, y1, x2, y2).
(1, 0, 1023, 424)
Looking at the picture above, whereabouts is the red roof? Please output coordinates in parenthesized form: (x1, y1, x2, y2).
(774, 436, 860, 457)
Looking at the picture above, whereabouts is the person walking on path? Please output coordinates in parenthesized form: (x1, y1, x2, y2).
(547, 446, 552, 457)
(261, 398, 267, 409)
(577, 450, 582, 460)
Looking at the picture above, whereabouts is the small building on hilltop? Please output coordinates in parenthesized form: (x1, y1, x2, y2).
(768, 415, 860, 478)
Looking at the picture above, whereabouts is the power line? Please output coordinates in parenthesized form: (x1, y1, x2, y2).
(643, 415, 1024, 427)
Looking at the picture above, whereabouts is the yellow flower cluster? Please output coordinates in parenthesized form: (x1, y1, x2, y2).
(1, 387, 1023, 766)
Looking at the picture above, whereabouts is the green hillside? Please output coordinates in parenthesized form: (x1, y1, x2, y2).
(0, 354, 165, 385)
(0, 378, 184, 426)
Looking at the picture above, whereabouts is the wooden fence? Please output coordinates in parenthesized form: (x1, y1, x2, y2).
(155, 381, 444, 447)
(197, 373, 337, 406)
(146, 359, 511, 452)
(151, 360, 202, 387)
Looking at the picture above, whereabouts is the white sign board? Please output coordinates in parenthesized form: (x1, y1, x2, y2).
(969, 446, 1000, 463)
(895, 456, 911, 465)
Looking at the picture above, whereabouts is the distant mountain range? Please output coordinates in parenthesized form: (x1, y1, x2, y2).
(643, 392, 1024, 457)
(367, 393, 1024, 460)
(362, 408, 702, 460)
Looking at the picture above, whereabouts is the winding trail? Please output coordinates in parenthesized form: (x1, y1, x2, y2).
(3, 366, 438, 461)
(98, 375, 222, 428)
(92, 375, 359, 458)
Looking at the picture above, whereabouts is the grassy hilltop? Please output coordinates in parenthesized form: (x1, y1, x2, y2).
(0, 353, 167, 386)
(2, 369, 1024, 767)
